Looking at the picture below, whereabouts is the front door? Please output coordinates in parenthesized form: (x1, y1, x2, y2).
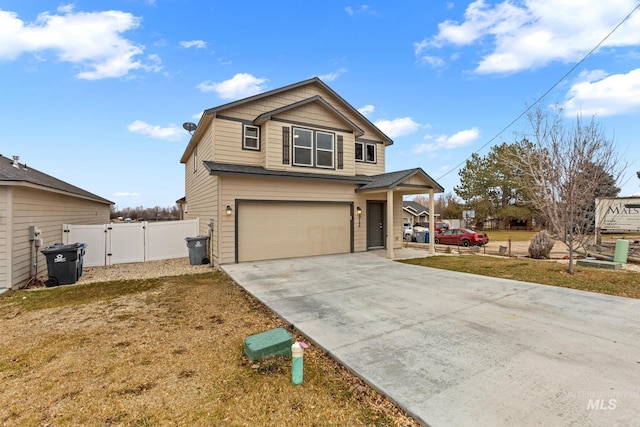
(367, 201, 385, 249)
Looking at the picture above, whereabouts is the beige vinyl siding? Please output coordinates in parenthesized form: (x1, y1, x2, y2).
(214, 118, 263, 166)
(214, 82, 387, 176)
(355, 142, 385, 176)
(0, 187, 10, 289)
(183, 125, 219, 263)
(263, 121, 357, 176)
(218, 176, 373, 264)
(9, 186, 110, 289)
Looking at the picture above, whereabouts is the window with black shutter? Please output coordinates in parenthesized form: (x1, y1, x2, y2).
(282, 126, 290, 164)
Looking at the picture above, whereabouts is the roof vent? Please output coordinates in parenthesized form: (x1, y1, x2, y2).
(12, 156, 19, 168)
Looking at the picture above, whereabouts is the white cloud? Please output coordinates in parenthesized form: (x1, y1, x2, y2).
(374, 117, 421, 138)
(358, 105, 375, 116)
(345, 5, 374, 16)
(127, 120, 184, 141)
(197, 73, 268, 99)
(561, 68, 640, 116)
(413, 127, 480, 153)
(318, 68, 347, 82)
(114, 192, 140, 197)
(415, 0, 640, 74)
(0, 6, 158, 79)
(180, 40, 207, 49)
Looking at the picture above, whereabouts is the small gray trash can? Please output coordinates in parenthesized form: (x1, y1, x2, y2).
(414, 230, 428, 244)
(185, 236, 209, 265)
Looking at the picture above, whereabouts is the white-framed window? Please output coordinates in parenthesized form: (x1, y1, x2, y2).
(193, 145, 198, 172)
(315, 131, 335, 168)
(366, 143, 376, 163)
(293, 128, 313, 166)
(292, 128, 335, 168)
(243, 124, 260, 150)
(355, 141, 376, 163)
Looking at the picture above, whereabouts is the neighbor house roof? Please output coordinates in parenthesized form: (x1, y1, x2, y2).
(403, 200, 429, 214)
(0, 154, 113, 204)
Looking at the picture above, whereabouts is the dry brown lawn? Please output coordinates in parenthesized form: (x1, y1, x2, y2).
(0, 272, 418, 426)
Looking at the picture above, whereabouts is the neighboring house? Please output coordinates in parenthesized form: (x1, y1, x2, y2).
(403, 200, 430, 224)
(0, 155, 112, 292)
(180, 77, 444, 267)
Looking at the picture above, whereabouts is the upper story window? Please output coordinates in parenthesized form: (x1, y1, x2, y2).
(355, 141, 377, 163)
(193, 145, 198, 172)
(293, 127, 334, 169)
(243, 124, 260, 150)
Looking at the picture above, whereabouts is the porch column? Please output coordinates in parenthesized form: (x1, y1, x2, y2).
(429, 188, 435, 254)
(387, 189, 394, 259)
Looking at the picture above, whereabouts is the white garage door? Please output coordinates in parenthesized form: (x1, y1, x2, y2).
(238, 202, 352, 262)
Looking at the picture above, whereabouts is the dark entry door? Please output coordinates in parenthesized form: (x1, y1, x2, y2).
(367, 202, 385, 249)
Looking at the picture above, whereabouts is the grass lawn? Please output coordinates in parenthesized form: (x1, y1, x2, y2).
(0, 273, 417, 426)
(400, 255, 640, 299)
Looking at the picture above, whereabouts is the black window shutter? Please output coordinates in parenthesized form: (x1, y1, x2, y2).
(282, 126, 290, 164)
(337, 135, 343, 169)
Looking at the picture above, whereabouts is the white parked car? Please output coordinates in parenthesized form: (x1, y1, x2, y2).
(403, 222, 413, 240)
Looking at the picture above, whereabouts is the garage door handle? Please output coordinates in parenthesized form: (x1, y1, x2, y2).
(379, 223, 383, 229)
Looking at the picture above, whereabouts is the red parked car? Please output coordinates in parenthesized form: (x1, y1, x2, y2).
(434, 228, 489, 247)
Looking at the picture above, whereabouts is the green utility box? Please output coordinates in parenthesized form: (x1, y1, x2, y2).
(243, 327, 293, 362)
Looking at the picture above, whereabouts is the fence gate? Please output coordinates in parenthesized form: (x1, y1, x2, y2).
(63, 219, 200, 267)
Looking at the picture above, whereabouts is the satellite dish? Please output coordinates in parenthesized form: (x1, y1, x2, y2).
(182, 122, 197, 134)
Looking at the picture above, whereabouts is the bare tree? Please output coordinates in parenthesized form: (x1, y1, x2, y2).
(509, 107, 625, 273)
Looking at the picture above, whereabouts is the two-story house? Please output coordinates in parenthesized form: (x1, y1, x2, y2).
(180, 77, 444, 267)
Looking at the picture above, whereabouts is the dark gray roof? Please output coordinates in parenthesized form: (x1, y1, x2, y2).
(403, 200, 429, 213)
(355, 168, 445, 193)
(203, 77, 393, 145)
(204, 161, 372, 185)
(0, 154, 112, 204)
(203, 162, 445, 194)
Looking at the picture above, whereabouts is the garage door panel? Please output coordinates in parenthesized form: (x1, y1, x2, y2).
(238, 203, 351, 262)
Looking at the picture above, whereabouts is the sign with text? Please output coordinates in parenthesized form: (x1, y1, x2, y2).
(595, 197, 640, 232)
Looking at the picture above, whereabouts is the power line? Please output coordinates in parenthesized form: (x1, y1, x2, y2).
(436, 2, 640, 181)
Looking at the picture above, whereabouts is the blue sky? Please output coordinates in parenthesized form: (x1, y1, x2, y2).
(2, 1, 639, 209)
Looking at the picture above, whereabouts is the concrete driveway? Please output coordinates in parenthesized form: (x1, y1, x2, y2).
(222, 250, 640, 426)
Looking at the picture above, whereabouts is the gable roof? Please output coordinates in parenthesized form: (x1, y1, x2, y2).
(0, 154, 112, 204)
(181, 77, 393, 163)
(355, 168, 444, 193)
(254, 95, 365, 137)
(403, 200, 429, 214)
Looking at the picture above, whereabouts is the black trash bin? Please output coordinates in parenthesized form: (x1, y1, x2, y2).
(185, 236, 209, 265)
(41, 243, 83, 287)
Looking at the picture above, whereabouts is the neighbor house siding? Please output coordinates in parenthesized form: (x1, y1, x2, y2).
(0, 187, 10, 290)
(9, 186, 109, 289)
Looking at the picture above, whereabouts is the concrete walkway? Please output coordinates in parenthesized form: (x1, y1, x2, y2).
(222, 251, 640, 426)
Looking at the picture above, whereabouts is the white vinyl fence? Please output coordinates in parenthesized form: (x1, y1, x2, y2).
(62, 219, 200, 267)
